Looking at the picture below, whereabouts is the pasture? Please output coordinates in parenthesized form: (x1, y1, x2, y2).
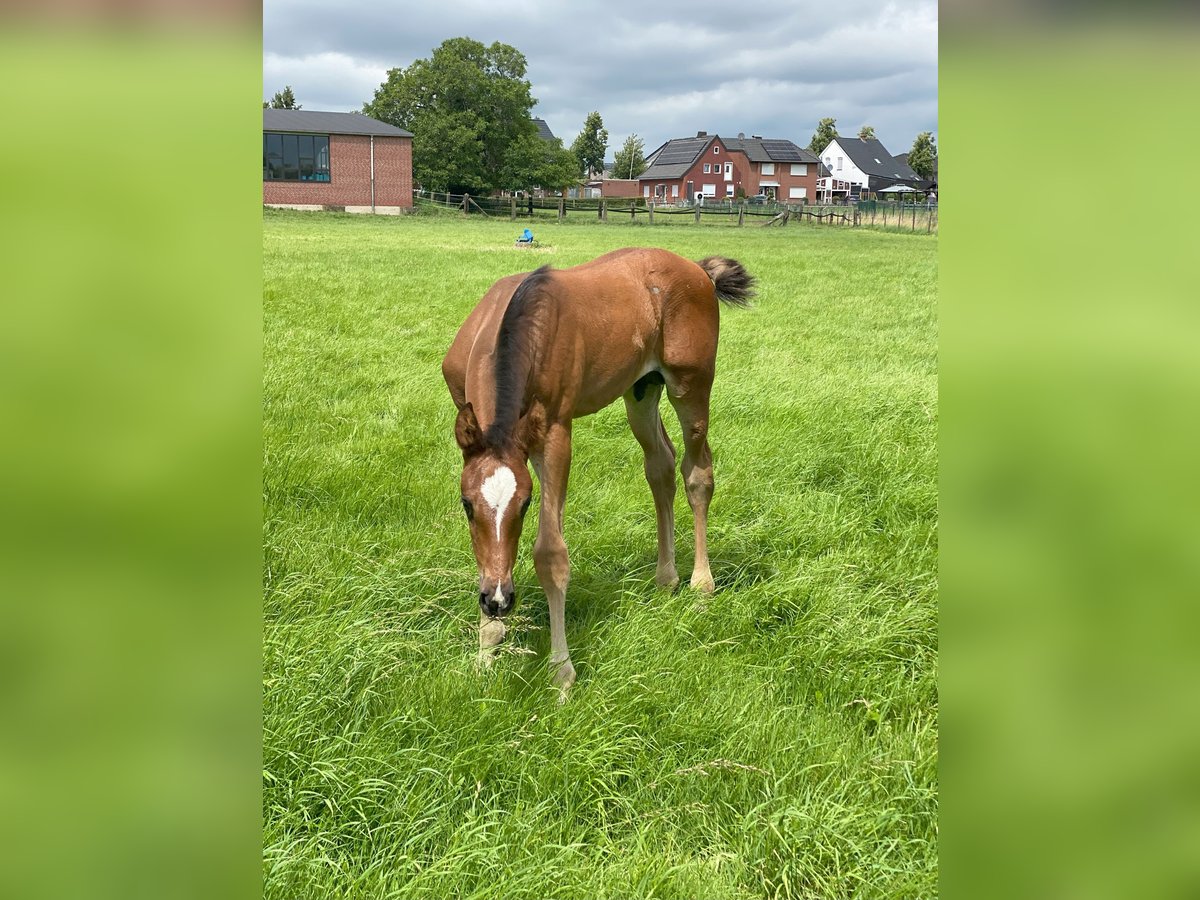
(263, 210, 938, 899)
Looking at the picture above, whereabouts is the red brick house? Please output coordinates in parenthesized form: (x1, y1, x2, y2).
(638, 132, 819, 203)
(263, 109, 413, 214)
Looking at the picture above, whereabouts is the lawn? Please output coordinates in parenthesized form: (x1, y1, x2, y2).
(263, 209, 938, 899)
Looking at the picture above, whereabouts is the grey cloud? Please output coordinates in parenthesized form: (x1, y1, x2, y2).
(264, 0, 936, 155)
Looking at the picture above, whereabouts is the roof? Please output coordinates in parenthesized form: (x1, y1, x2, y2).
(263, 109, 413, 137)
(829, 136, 918, 181)
(532, 118, 557, 142)
(723, 136, 818, 164)
(639, 133, 818, 180)
(639, 135, 713, 179)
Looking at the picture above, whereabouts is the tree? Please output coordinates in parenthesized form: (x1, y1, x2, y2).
(809, 117, 837, 154)
(611, 134, 647, 180)
(858, 125, 876, 140)
(363, 38, 547, 195)
(908, 132, 938, 180)
(570, 111, 608, 179)
(503, 129, 579, 194)
(265, 86, 301, 109)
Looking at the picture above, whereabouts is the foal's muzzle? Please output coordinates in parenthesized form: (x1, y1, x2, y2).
(479, 579, 516, 617)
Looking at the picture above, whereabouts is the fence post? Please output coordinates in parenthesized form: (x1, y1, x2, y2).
(694, 203, 701, 224)
(463, 193, 470, 215)
(738, 205, 744, 227)
(510, 197, 516, 220)
(927, 207, 932, 234)
(648, 203, 654, 224)
(558, 197, 564, 222)
(602, 198, 607, 222)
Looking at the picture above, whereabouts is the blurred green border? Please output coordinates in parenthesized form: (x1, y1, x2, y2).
(943, 24, 1200, 900)
(0, 27, 262, 900)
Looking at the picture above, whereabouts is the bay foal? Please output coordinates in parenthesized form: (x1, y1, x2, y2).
(442, 248, 754, 695)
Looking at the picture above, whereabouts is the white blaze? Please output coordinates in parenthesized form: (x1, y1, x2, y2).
(480, 465, 517, 542)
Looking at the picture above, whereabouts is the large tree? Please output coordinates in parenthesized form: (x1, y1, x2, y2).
(611, 134, 647, 180)
(908, 132, 938, 180)
(570, 111, 608, 179)
(858, 125, 876, 140)
(363, 38, 551, 195)
(809, 117, 838, 154)
(264, 86, 301, 109)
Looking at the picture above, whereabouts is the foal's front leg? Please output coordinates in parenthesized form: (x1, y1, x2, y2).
(530, 423, 575, 696)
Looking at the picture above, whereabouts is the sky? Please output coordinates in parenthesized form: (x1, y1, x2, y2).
(263, 0, 937, 159)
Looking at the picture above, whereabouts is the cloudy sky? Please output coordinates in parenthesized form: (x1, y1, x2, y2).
(264, 0, 936, 158)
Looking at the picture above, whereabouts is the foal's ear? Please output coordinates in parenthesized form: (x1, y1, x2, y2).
(516, 403, 546, 453)
(454, 403, 484, 455)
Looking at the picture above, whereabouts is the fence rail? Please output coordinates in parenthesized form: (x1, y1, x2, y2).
(410, 190, 937, 234)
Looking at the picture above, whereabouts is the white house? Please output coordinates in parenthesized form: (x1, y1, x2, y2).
(815, 135, 921, 201)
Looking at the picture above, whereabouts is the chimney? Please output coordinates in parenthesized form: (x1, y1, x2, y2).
(696, 130, 707, 137)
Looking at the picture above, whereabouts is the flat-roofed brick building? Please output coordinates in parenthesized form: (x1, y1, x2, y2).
(263, 109, 413, 214)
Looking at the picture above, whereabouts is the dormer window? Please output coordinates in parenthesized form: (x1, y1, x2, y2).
(714, 146, 720, 154)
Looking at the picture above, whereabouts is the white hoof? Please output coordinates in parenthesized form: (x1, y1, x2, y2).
(690, 571, 715, 594)
(551, 655, 576, 701)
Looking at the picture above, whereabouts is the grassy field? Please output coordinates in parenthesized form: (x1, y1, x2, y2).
(263, 210, 938, 899)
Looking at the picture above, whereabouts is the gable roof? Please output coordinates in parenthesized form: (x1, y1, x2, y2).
(830, 136, 918, 181)
(639, 135, 715, 179)
(533, 118, 557, 142)
(263, 109, 413, 137)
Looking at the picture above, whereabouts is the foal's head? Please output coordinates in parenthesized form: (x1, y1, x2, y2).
(454, 403, 539, 617)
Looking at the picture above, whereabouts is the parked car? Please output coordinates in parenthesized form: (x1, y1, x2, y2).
(747, 194, 769, 205)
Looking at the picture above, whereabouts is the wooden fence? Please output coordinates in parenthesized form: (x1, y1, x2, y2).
(410, 190, 937, 234)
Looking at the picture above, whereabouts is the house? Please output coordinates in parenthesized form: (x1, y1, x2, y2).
(815, 135, 921, 201)
(724, 134, 820, 202)
(894, 151, 938, 193)
(263, 109, 413, 214)
(532, 118, 557, 142)
(637, 132, 819, 203)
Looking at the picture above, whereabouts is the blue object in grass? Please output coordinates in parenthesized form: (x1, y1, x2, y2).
(517, 228, 534, 243)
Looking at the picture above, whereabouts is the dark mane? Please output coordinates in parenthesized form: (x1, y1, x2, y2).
(484, 265, 553, 449)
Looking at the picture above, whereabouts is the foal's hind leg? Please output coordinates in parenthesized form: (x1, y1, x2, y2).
(624, 384, 678, 589)
(666, 375, 716, 593)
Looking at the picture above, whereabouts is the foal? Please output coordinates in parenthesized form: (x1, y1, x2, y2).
(442, 248, 754, 694)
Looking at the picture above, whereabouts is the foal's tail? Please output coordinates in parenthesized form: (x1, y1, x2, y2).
(696, 256, 756, 308)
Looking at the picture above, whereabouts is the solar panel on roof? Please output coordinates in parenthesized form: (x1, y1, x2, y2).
(760, 140, 804, 161)
(655, 139, 705, 165)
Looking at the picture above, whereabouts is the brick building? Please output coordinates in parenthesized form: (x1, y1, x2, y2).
(263, 109, 413, 214)
(638, 132, 820, 203)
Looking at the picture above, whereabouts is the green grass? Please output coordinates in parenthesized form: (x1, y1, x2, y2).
(263, 209, 938, 899)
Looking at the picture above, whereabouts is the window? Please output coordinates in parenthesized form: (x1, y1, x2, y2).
(264, 132, 331, 182)
(789, 186, 807, 199)
(724, 162, 732, 175)
(714, 145, 720, 154)
(703, 163, 711, 173)
(726, 184, 735, 196)
(761, 162, 775, 175)
(671, 184, 679, 197)
(643, 185, 650, 197)
(702, 183, 716, 196)
(790, 163, 807, 176)
(837, 157, 843, 171)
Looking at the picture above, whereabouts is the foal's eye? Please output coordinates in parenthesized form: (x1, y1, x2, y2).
(461, 497, 473, 520)
(519, 497, 531, 516)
